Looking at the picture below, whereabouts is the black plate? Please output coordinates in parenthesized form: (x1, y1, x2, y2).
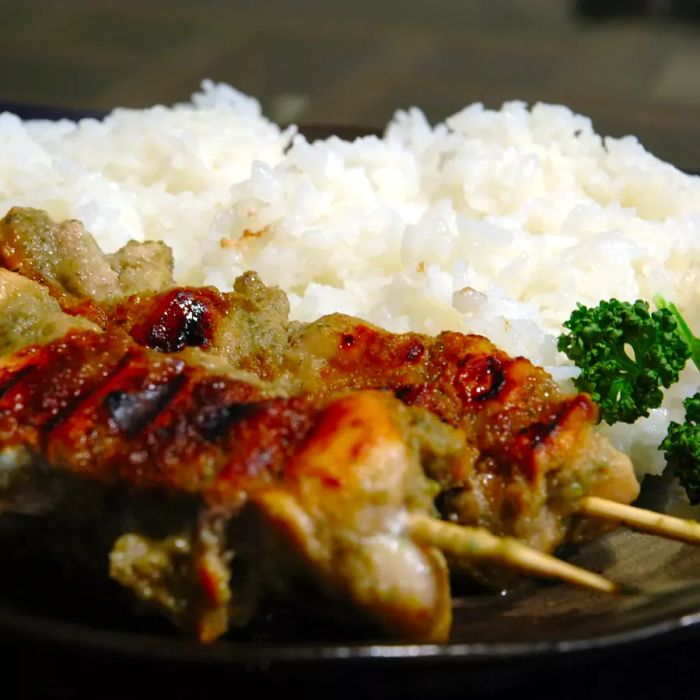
(2, 104, 700, 699)
(6, 512, 700, 698)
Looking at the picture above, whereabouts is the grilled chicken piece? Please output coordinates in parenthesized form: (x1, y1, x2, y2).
(0, 327, 456, 517)
(0, 208, 291, 379)
(278, 314, 640, 552)
(0, 268, 98, 356)
(0, 207, 174, 312)
(106, 272, 290, 381)
(107, 240, 175, 297)
(0, 213, 639, 556)
(110, 392, 452, 642)
(109, 513, 238, 643)
(0, 325, 453, 641)
(243, 391, 451, 641)
(0, 330, 275, 504)
(0, 208, 638, 555)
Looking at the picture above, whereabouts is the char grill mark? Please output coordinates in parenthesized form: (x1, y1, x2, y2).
(0, 329, 320, 504)
(0, 332, 132, 442)
(194, 401, 261, 442)
(394, 384, 421, 404)
(299, 319, 563, 441)
(105, 375, 186, 436)
(128, 289, 215, 354)
(404, 341, 425, 363)
(42, 336, 270, 494)
(454, 355, 506, 405)
(0, 364, 38, 400)
(44, 350, 139, 436)
(498, 394, 599, 481)
(207, 395, 316, 506)
(340, 333, 355, 349)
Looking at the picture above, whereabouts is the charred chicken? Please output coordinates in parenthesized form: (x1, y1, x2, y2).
(0, 208, 642, 642)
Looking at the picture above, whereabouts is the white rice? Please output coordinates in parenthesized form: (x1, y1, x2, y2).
(2, 79, 700, 481)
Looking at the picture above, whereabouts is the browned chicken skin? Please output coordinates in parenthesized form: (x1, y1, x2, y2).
(0, 207, 174, 313)
(0, 326, 452, 642)
(0, 206, 640, 551)
(107, 272, 290, 381)
(0, 208, 640, 641)
(280, 314, 639, 551)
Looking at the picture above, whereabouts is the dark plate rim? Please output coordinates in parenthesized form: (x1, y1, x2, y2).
(3, 591, 700, 668)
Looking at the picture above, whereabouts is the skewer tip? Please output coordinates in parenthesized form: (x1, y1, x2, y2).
(579, 496, 700, 546)
(408, 513, 616, 594)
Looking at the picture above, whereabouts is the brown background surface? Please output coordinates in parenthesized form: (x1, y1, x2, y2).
(1, 0, 700, 169)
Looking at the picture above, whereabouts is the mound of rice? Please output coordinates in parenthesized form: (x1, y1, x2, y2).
(2, 79, 700, 480)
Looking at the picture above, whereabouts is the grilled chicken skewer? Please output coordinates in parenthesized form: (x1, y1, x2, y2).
(0, 276, 615, 642)
(0, 208, 642, 554)
(5, 207, 698, 552)
(1, 208, 694, 593)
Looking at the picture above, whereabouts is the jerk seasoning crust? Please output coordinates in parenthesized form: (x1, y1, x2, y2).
(0, 208, 639, 642)
(0, 327, 454, 642)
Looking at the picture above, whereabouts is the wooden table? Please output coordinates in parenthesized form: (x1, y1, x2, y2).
(2, 0, 700, 169)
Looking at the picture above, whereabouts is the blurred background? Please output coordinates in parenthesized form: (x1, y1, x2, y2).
(2, 0, 700, 168)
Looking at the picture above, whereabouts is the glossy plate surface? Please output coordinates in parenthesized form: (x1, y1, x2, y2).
(3, 477, 700, 657)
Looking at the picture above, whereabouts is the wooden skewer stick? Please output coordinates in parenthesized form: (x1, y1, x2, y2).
(579, 496, 700, 545)
(409, 513, 616, 593)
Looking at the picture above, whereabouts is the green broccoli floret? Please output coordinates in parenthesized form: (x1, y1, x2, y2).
(557, 299, 690, 424)
(660, 393, 700, 505)
(654, 295, 700, 373)
(559, 296, 700, 503)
